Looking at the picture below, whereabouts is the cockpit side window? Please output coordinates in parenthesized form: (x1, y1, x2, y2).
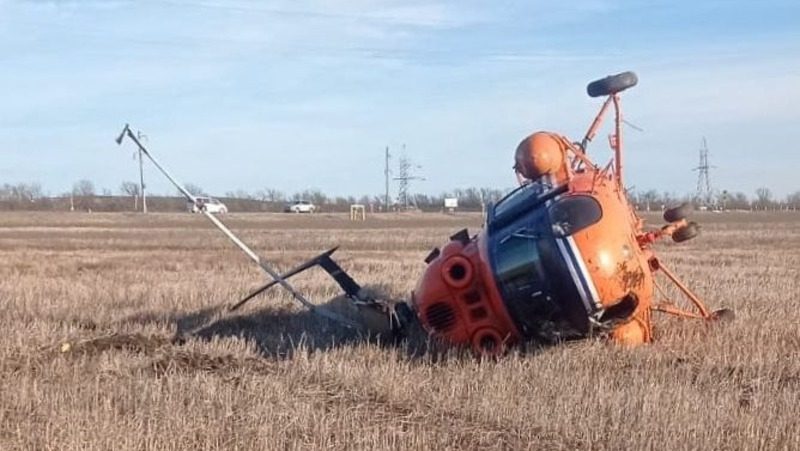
(489, 182, 566, 233)
(548, 195, 603, 237)
(493, 183, 544, 220)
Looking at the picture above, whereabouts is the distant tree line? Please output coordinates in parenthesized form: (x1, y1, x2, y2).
(629, 187, 799, 212)
(215, 186, 509, 212)
(1, 179, 799, 213)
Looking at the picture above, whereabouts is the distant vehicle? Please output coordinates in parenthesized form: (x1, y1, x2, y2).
(284, 200, 316, 213)
(189, 196, 228, 214)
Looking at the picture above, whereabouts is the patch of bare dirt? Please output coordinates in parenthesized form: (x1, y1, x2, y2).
(57, 333, 171, 357)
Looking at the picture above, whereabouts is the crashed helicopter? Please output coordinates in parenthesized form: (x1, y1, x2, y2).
(115, 71, 732, 356)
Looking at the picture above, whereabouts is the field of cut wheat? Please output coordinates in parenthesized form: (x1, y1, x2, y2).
(1, 211, 798, 450)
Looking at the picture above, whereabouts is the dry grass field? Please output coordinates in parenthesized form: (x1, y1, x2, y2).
(1, 210, 799, 450)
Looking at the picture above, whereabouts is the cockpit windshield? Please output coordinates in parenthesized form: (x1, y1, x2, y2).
(488, 193, 602, 340)
(489, 206, 591, 340)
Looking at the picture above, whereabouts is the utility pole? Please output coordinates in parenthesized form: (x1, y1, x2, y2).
(384, 146, 390, 212)
(137, 131, 148, 213)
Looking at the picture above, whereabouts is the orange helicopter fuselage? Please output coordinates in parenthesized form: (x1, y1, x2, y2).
(411, 133, 654, 354)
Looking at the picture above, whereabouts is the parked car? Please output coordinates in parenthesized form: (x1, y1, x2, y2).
(189, 196, 228, 214)
(284, 200, 316, 213)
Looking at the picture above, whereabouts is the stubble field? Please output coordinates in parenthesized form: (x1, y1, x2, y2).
(1, 210, 799, 450)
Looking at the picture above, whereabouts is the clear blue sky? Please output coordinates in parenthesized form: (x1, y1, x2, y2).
(1, 0, 798, 199)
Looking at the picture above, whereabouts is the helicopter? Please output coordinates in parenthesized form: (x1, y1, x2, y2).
(115, 71, 732, 356)
(408, 71, 733, 354)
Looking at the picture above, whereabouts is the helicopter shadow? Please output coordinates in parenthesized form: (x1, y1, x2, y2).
(117, 292, 561, 361)
(119, 297, 442, 360)
(188, 305, 367, 358)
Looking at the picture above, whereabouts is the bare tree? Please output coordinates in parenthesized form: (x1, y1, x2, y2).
(640, 190, 660, 211)
(786, 191, 800, 211)
(183, 183, 205, 196)
(120, 181, 140, 196)
(72, 179, 95, 197)
(224, 189, 253, 200)
(755, 187, 773, 210)
(727, 192, 750, 210)
(0, 183, 43, 203)
(260, 188, 285, 203)
(295, 189, 327, 206)
(72, 179, 95, 210)
(120, 181, 140, 210)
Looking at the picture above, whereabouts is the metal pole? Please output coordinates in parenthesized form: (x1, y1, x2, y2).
(384, 146, 390, 212)
(401, 143, 407, 210)
(581, 95, 613, 151)
(656, 261, 711, 319)
(115, 125, 360, 328)
(139, 148, 147, 213)
(612, 94, 623, 185)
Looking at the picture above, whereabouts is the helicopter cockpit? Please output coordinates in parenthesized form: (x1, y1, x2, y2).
(486, 182, 604, 342)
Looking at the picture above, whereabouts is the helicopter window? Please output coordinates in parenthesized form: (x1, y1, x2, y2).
(494, 184, 541, 218)
(494, 227, 547, 306)
(548, 195, 602, 237)
(490, 182, 565, 232)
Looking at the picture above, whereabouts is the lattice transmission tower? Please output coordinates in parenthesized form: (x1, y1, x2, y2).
(693, 137, 715, 208)
(393, 151, 424, 210)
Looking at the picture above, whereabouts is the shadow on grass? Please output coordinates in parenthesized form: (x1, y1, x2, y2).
(118, 297, 441, 360)
(191, 306, 367, 358)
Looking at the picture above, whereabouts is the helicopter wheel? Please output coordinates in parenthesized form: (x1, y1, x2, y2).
(672, 221, 700, 243)
(664, 202, 693, 223)
(709, 308, 735, 322)
(587, 71, 638, 97)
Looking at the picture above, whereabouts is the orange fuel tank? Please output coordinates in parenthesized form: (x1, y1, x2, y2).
(514, 132, 568, 182)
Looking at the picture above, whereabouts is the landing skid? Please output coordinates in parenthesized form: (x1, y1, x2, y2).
(650, 258, 734, 322)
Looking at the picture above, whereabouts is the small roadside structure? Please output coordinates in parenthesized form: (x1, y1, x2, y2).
(350, 204, 366, 221)
(444, 197, 458, 214)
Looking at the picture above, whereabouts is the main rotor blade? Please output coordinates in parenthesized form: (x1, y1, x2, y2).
(230, 247, 339, 312)
(115, 126, 361, 329)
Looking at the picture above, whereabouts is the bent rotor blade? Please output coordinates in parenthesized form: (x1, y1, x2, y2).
(230, 247, 339, 312)
(114, 125, 361, 329)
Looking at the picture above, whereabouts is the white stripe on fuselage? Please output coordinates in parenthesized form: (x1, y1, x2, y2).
(555, 237, 594, 313)
(546, 191, 601, 314)
(565, 235, 602, 311)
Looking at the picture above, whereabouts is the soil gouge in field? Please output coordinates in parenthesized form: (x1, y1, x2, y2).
(115, 71, 732, 356)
